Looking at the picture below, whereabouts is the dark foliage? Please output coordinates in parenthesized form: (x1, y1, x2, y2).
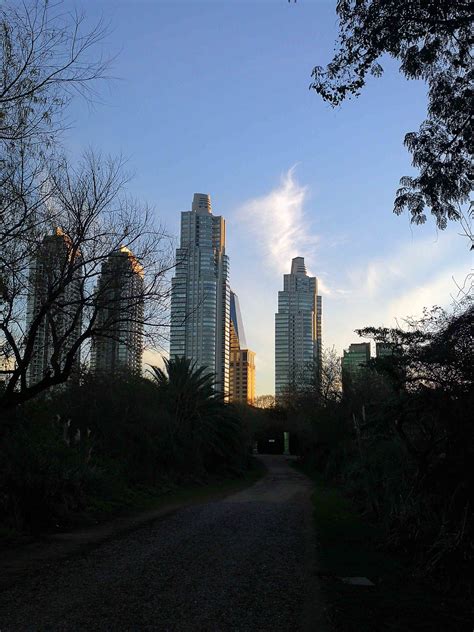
(149, 357, 248, 475)
(290, 300, 473, 594)
(311, 0, 473, 232)
(0, 404, 99, 532)
(0, 359, 251, 534)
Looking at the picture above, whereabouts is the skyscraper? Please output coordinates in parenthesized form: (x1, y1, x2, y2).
(170, 194, 230, 395)
(229, 290, 256, 405)
(91, 247, 144, 375)
(316, 294, 323, 372)
(275, 257, 322, 398)
(26, 228, 83, 386)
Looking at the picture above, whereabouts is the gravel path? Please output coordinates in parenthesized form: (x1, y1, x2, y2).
(0, 455, 326, 632)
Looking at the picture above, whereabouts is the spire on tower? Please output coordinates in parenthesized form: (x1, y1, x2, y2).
(192, 193, 212, 214)
(291, 256, 307, 276)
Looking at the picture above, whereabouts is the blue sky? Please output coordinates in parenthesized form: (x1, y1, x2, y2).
(65, 0, 471, 394)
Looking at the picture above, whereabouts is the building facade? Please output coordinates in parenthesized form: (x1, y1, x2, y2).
(169, 193, 230, 395)
(375, 342, 394, 359)
(26, 228, 83, 386)
(91, 247, 144, 375)
(275, 257, 322, 398)
(341, 342, 371, 390)
(229, 290, 256, 405)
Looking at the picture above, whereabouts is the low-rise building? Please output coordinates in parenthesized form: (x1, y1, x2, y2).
(229, 291, 255, 405)
(341, 342, 371, 390)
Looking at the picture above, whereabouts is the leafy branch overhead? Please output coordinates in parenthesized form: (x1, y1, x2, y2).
(311, 0, 473, 232)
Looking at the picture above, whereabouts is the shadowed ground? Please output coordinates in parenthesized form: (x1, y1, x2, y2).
(0, 455, 326, 631)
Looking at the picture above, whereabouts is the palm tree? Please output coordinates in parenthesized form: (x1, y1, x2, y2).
(149, 357, 218, 426)
(149, 357, 244, 473)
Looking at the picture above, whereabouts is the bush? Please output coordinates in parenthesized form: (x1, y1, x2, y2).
(0, 363, 253, 535)
(287, 301, 473, 595)
(0, 408, 99, 532)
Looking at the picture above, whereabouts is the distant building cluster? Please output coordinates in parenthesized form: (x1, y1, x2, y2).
(169, 194, 325, 404)
(25, 192, 327, 404)
(26, 229, 144, 386)
(341, 341, 393, 390)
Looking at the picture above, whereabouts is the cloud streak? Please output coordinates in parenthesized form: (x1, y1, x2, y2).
(237, 166, 319, 277)
(229, 169, 470, 395)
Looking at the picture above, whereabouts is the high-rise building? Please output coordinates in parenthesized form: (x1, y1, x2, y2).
(375, 342, 394, 359)
(316, 294, 323, 371)
(341, 342, 371, 389)
(170, 193, 230, 395)
(275, 257, 322, 398)
(229, 290, 256, 405)
(26, 228, 83, 386)
(91, 247, 144, 375)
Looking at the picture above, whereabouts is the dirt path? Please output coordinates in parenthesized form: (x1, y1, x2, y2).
(0, 456, 327, 631)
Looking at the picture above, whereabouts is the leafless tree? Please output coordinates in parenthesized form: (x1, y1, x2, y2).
(317, 346, 343, 405)
(0, 151, 173, 411)
(279, 347, 342, 410)
(1, 0, 111, 262)
(0, 3, 175, 413)
(0, 0, 109, 146)
(254, 394, 276, 409)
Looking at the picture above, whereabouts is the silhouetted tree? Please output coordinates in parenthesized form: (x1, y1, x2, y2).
(0, 0, 108, 145)
(311, 0, 473, 240)
(0, 152, 172, 412)
(150, 358, 246, 474)
(0, 3, 175, 412)
(0, 0, 110, 256)
(150, 357, 219, 428)
(357, 298, 473, 470)
(254, 394, 276, 409)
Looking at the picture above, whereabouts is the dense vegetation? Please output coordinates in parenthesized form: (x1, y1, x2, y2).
(0, 358, 253, 535)
(279, 298, 473, 596)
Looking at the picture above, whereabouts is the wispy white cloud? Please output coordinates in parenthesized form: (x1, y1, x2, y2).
(229, 170, 470, 396)
(387, 266, 470, 322)
(237, 166, 319, 277)
(349, 233, 463, 300)
(324, 233, 471, 355)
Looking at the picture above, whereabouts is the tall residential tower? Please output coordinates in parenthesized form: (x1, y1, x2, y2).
(26, 228, 83, 386)
(91, 247, 144, 375)
(275, 257, 322, 398)
(170, 194, 230, 395)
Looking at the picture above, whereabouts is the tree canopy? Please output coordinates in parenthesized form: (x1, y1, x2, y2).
(311, 0, 473, 237)
(0, 2, 172, 410)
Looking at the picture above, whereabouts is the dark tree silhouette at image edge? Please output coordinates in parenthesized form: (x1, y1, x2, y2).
(310, 0, 473, 241)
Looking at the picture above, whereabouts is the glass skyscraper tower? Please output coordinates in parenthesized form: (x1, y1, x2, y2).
(170, 194, 230, 395)
(275, 257, 322, 398)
